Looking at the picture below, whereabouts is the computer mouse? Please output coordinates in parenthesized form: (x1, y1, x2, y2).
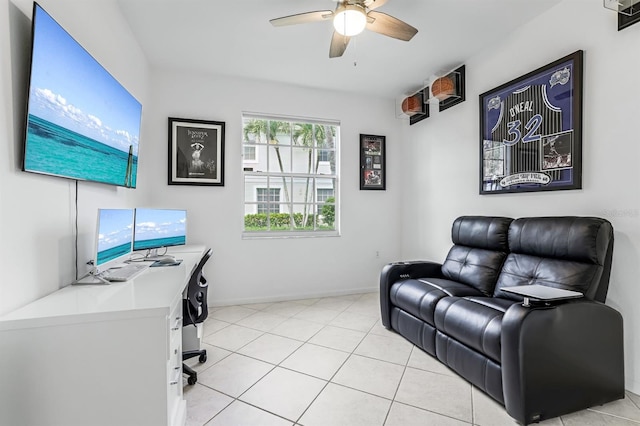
(157, 257, 177, 264)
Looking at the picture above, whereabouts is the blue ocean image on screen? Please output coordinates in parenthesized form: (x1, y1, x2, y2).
(97, 243, 132, 266)
(134, 236, 187, 251)
(25, 115, 137, 187)
(96, 209, 134, 266)
(134, 209, 187, 251)
(24, 4, 141, 187)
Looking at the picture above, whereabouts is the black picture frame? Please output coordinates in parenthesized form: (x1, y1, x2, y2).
(618, 6, 640, 30)
(360, 134, 386, 190)
(168, 117, 225, 186)
(408, 88, 429, 126)
(438, 65, 466, 112)
(479, 50, 583, 195)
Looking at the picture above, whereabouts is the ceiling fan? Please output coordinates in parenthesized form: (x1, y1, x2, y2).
(269, 0, 418, 58)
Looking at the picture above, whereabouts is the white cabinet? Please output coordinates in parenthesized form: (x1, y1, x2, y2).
(0, 248, 205, 426)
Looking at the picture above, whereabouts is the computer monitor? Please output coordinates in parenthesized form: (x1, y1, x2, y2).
(72, 208, 134, 284)
(94, 208, 135, 272)
(133, 208, 187, 260)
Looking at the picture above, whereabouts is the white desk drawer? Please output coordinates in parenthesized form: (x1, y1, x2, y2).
(167, 340, 183, 425)
(167, 301, 182, 360)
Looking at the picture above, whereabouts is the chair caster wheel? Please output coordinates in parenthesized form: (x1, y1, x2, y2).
(199, 353, 207, 363)
(187, 375, 197, 386)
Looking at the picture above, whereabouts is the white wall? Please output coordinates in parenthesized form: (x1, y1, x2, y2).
(0, 0, 401, 314)
(141, 70, 402, 304)
(400, 0, 640, 394)
(0, 0, 150, 315)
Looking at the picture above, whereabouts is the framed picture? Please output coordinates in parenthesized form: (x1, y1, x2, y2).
(168, 117, 225, 186)
(479, 50, 583, 195)
(402, 88, 429, 126)
(436, 64, 466, 113)
(360, 134, 386, 190)
(618, 6, 640, 31)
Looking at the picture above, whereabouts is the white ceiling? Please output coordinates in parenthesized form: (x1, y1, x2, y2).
(118, 0, 561, 99)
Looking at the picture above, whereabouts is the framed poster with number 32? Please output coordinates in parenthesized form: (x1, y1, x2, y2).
(479, 50, 583, 195)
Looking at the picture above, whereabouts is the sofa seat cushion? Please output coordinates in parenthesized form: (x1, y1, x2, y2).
(434, 296, 516, 363)
(390, 278, 484, 326)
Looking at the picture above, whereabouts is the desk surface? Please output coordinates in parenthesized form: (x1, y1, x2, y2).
(0, 245, 206, 330)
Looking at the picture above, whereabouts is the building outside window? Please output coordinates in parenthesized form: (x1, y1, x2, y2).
(242, 114, 339, 236)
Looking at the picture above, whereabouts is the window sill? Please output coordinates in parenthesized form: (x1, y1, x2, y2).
(242, 230, 340, 240)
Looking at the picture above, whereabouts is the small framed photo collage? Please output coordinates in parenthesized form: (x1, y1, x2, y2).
(360, 134, 386, 190)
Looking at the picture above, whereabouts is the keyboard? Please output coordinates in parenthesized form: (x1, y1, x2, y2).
(102, 264, 149, 282)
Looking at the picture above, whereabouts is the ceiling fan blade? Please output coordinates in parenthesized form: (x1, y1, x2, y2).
(329, 31, 351, 58)
(270, 10, 333, 27)
(364, 0, 389, 11)
(366, 11, 418, 41)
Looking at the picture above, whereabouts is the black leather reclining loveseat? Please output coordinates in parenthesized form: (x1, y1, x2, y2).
(380, 216, 624, 424)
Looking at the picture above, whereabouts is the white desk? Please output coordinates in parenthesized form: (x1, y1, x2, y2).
(0, 245, 206, 426)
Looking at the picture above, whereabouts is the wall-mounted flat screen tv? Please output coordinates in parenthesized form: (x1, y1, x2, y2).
(22, 3, 142, 188)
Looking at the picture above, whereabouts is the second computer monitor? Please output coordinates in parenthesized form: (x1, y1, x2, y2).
(95, 208, 135, 269)
(133, 208, 187, 254)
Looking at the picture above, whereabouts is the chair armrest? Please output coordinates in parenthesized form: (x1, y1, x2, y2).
(501, 300, 624, 424)
(379, 261, 443, 328)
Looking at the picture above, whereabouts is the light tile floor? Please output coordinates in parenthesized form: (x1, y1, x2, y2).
(183, 292, 640, 426)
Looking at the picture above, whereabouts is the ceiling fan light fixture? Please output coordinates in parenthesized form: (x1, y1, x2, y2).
(333, 5, 367, 36)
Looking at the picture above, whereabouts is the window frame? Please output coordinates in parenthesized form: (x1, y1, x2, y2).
(242, 113, 340, 238)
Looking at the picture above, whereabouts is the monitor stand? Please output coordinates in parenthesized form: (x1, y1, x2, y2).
(144, 248, 175, 262)
(71, 267, 110, 285)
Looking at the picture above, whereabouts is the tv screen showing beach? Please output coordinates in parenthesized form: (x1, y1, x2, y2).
(134, 209, 187, 251)
(23, 3, 142, 188)
(96, 209, 134, 267)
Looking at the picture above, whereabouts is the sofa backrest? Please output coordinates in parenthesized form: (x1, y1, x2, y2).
(441, 216, 513, 296)
(493, 217, 614, 302)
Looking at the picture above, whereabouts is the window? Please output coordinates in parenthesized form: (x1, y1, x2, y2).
(318, 149, 330, 162)
(317, 188, 334, 203)
(316, 188, 334, 214)
(244, 145, 257, 162)
(257, 188, 280, 214)
(242, 114, 339, 236)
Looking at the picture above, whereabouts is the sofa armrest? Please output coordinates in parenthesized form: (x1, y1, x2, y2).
(379, 261, 443, 328)
(501, 300, 624, 424)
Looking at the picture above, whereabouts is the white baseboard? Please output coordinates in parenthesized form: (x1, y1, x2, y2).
(209, 286, 378, 307)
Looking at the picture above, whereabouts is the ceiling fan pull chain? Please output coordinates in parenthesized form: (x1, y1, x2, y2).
(353, 37, 358, 67)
